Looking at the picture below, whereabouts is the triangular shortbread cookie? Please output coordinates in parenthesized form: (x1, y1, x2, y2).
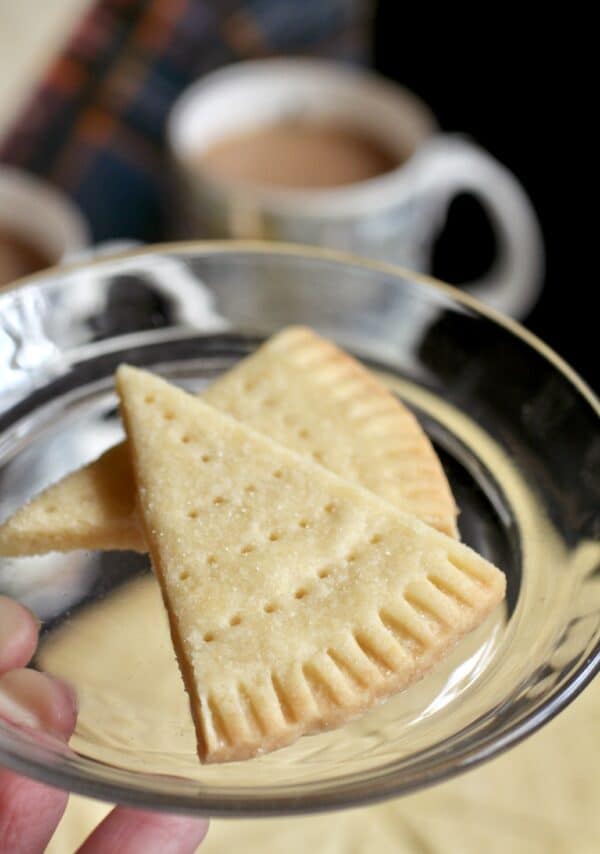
(0, 444, 145, 554)
(203, 327, 457, 535)
(0, 328, 457, 557)
(117, 365, 504, 763)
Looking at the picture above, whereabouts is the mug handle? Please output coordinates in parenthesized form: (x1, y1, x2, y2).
(413, 135, 545, 318)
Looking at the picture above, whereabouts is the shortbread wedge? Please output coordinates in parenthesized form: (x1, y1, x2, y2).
(0, 327, 457, 557)
(117, 365, 504, 763)
(0, 444, 145, 555)
(203, 327, 457, 536)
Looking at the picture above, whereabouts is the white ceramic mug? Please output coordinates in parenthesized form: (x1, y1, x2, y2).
(168, 59, 544, 319)
(0, 166, 90, 278)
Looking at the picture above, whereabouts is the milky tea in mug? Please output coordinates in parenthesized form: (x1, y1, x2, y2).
(194, 120, 402, 189)
(169, 59, 544, 319)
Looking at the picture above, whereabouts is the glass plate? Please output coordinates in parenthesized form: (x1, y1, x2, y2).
(0, 243, 598, 816)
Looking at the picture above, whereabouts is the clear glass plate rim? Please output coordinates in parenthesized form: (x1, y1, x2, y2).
(0, 239, 597, 418)
(0, 651, 597, 816)
(0, 241, 598, 815)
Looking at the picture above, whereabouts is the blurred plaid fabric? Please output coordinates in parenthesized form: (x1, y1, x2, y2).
(0, 0, 370, 243)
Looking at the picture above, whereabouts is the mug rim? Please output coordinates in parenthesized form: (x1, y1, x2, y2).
(167, 58, 440, 218)
(0, 166, 90, 260)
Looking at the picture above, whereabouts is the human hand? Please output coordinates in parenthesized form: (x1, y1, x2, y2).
(0, 595, 209, 852)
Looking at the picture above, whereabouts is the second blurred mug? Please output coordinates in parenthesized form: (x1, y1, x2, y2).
(168, 59, 543, 319)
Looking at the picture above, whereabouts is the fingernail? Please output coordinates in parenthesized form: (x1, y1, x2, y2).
(0, 597, 39, 672)
(0, 682, 42, 730)
(54, 676, 79, 716)
(0, 669, 77, 740)
(0, 597, 29, 647)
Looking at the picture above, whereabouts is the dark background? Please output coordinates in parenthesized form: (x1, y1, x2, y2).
(374, 5, 594, 388)
(2, 3, 591, 387)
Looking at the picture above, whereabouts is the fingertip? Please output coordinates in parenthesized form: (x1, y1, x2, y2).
(0, 668, 77, 740)
(0, 596, 39, 673)
(46, 673, 78, 736)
